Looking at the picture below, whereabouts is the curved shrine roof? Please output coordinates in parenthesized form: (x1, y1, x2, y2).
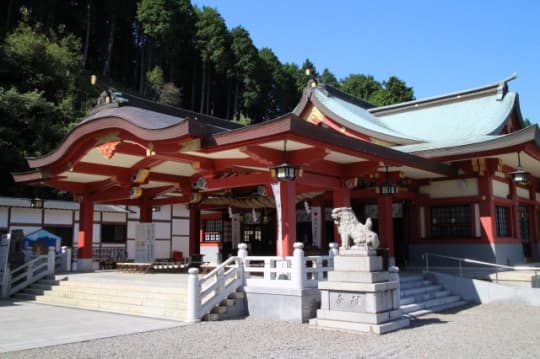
(376, 92, 517, 142)
(83, 106, 186, 130)
(311, 88, 421, 143)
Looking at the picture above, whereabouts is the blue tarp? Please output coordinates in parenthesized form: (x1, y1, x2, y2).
(23, 229, 61, 255)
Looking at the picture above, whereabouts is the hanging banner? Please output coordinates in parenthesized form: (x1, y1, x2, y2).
(271, 182, 283, 257)
(311, 207, 321, 249)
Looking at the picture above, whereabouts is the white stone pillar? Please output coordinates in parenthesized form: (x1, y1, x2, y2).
(237, 243, 248, 281)
(291, 242, 305, 289)
(47, 246, 56, 277)
(388, 265, 400, 310)
(328, 242, 339, 257)
(187, 268, 201, 323)
(61, 246, 72, 272)
(1, 267, 10, 298)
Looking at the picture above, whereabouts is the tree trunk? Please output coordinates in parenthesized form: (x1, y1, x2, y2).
(226, 81, 231, 119)
(205, 69, 211, 114)
(5, 0, 14, 33)
(144, 44, 153, 97)
(102, 16, 116, 79)
(48, 0, 56, 30)
(199, 63, 206, 113)
(191, 59, 197, 110)
(82, 1, 91, 68)
(139, 43, 145, 95)
(233, 75, 240, 120)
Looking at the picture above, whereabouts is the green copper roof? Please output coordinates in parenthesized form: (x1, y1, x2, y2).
(394, 135, 500, 154)
(312, 88, 422, 143)
(377, 92, 517, 142)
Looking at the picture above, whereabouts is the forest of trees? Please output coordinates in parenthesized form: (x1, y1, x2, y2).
(0, 0, 415, 198)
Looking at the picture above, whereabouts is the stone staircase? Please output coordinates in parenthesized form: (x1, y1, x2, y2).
(399, 273, 468, 317)
(12, 272, 248, 322)
(12, 275, 188, 321)
(201, 290, 247, 321)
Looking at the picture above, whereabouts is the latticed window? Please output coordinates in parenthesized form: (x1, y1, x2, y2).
(496, 206, 510, 237)
(204, 219, 223, 242)
(431, 205, 471, 238)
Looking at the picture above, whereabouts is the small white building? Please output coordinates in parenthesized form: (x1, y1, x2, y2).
(0, 197, 191, 266)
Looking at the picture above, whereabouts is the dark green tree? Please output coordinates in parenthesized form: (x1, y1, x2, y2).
(340, 74, 382, 103)
(194, 6, 229, 114)
(370, 76, 414, 106)
(137, 0, 196, 96)
(319, 68, 339, 88)
(230, 26, 259, 120)
(0, 17, 85, 196)
(252, 49, 300, 122)
(1, 19, 81, 104)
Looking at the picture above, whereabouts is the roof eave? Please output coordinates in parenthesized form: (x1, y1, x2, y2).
(370, 73, 518, 116)
(405, 125, 540, 160)
(309, 93, 421, 145)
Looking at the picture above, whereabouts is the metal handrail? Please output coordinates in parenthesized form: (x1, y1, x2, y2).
(422, 252, 539, 282)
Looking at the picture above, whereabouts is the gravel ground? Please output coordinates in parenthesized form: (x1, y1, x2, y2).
(4, 304, 540, 359)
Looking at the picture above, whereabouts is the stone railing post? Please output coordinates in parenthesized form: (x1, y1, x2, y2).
(47, 246, 56, 277)
(1, 267, 10, 298)
(187, 268, 201, 323)
(61, 246, 72, 272)
(328, 242, 339, 257)
(389, 265, 400, 310)
(291, 242, 305, 289)
(237, 243, 248, 281)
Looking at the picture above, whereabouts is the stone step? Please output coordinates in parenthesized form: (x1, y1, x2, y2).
(399, 279, 432, 290)
(13, 292, 186, 321)
(400, 290, 451, 305)
(310, 317, 410, 335)
(220, 298, 236, 307)
(27, 283, 188, 302)
(400, 295, 462, 314)
(399, 274, 424, 283)
(201, 290, 247, 321)
(210, 305, 228, 314)
(20, 287, 187, 309)
(228, 291, 245, 299)
(405, 300, 469, 318)
(36, 279, 187, 295)
(202, 313, 220, 321)
(400, 284, 442, 297)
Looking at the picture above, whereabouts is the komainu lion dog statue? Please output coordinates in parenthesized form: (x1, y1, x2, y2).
(331, 207, 380, 250)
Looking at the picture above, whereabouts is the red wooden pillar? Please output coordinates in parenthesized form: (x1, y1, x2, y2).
(478, 176, 495, 243)
(529, 185, 538, 261)
(139, 200, 153, 223)
(377, 194, 394, 257)
(77, 195, 94, 271)
(278, 181, 296, 256)
(332, 188, 351, 246)
(189, 205, 201, 256)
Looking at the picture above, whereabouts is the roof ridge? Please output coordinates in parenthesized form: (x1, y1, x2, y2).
(319, 83, 376, 109)
(369, 73, 518, 115)
(95, 89, 244, 130)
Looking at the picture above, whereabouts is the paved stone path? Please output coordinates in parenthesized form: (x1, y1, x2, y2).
(2, 303, 540, 358)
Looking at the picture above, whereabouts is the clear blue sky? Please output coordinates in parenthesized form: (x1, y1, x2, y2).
(192, 0, 540, 124)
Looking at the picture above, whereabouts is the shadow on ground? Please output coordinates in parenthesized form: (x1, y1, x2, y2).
(405, 303, 477, 329)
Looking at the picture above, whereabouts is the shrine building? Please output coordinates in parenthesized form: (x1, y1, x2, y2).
(13, 74, 540, 270)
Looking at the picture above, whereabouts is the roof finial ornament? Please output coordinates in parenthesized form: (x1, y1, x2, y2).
(497, 72, 518, 101)
(305, 68, 318, 88)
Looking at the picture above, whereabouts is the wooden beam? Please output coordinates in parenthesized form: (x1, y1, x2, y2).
(206, 172, 271, 191)
(239, 145, 281, 166)
(296, 172, 342, 190)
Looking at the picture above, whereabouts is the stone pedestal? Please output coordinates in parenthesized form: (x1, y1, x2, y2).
(310, 249, 409, 334)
